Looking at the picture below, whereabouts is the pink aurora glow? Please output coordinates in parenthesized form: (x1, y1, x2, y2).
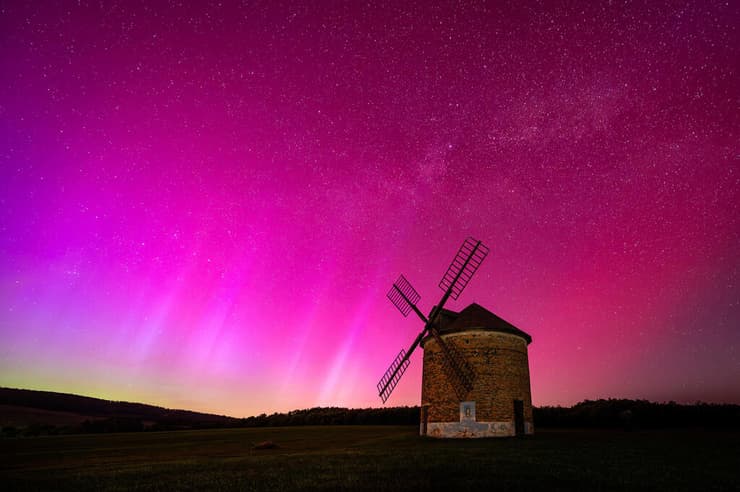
(0, 2, 738, 416)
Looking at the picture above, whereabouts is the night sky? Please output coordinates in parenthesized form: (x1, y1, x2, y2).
(1, 1, 738, 417)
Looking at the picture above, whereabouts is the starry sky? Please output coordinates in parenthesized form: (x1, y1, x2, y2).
(1, 1, 738, 417)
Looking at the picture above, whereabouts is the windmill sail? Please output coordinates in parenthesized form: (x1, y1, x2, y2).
(439, 237, 489, 300)
(386, 275, 422, 318)
(377, 349, 412, 403)
(428, 330, 475, 399)
(376, 327, 427, 402)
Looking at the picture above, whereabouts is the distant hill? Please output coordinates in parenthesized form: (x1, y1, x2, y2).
(0, 387, 419, 437)
(0, 387, 237, 434)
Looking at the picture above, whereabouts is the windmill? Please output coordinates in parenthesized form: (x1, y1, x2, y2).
(377, 237, 490, 403)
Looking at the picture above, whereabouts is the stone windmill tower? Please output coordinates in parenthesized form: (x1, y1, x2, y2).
(377, 238, 534, 438)
(420, 303, 533, 437)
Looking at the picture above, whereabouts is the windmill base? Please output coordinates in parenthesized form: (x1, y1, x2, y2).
(422, 421, 534, 438)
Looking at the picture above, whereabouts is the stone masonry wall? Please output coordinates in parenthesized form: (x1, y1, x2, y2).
(421, 331, 533, 427)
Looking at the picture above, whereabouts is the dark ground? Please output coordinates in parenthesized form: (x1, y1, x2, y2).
(1, 426, 737, 491)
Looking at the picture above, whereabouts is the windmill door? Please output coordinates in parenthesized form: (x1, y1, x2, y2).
(514, 400, 525, 436)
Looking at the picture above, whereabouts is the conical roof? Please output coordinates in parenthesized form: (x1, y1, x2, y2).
(424, 303, 532, 345)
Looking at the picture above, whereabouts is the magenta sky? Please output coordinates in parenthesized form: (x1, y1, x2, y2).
(1, 2, 738, 417)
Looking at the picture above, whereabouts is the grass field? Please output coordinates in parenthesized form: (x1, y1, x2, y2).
(1, 426, 738, 491)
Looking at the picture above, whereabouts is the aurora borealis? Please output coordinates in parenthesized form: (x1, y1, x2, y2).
(1, 1, 738, 417)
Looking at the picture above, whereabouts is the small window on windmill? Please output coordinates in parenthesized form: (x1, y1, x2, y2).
(460, 401, 476, 422)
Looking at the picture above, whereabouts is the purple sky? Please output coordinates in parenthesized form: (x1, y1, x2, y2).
(1, 1, 738, 416)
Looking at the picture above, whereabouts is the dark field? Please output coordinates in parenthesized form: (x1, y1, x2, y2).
(1, 426, 737, 491)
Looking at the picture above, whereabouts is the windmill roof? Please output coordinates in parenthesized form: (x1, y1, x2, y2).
(423, 303, 532, 345)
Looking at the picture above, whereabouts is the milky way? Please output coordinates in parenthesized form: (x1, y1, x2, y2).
(1, 1, 738, 416)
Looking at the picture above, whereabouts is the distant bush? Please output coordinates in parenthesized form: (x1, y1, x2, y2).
(2, 426, 18, 438)
(81, 417, 145, 434)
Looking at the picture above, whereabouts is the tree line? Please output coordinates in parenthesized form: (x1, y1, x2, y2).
(241, 406, 419, 427)
(533, 399, 740, 430)
(2, 386, 738, 437)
